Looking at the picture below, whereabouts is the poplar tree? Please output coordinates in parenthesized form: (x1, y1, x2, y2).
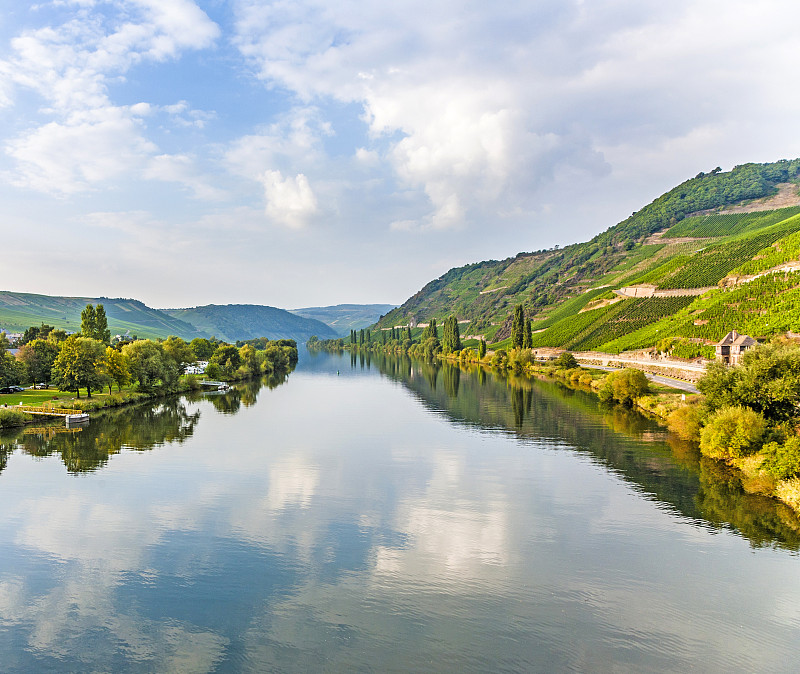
(479, 339, 487, 359)
(511, 305, 525, 349)
(523, 317, 532, 349)
(442, 316, 461, 354)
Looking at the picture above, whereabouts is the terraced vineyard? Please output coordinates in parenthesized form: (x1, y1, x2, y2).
(600, 271, 800, 352)
(530, 296, 696, 351)
(664, 207, 800, 238)
(630, 215, 800, 290)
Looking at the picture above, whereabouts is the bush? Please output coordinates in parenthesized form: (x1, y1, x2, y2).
(699, 405, 765, 460)
(491, 349, 508, 368)
(761, 436, 800, 480)
(597, 368, 650, 406)
(0, 408, 27, 428)
(667, 404, 705, 442)
(553, 352, 578, 369)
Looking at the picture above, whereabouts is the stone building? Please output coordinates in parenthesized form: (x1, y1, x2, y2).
(715, 330, 757, 365)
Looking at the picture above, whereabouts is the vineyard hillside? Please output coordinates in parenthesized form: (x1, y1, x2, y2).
(374, 159, 800, 355)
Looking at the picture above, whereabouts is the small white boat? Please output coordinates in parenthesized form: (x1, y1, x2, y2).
(217, 383, 231, 392)
(65, 413, 90, 425)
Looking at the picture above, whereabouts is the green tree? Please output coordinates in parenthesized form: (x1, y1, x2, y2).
(163, 336, 195, 374)
(553, 352, 578, 369)
(699, 406, 765, 460)
(698, 343, 800, 422)
(16, 338, 59, 386)
(80, 303, 111, 343)
(523, 318, 532, 349)
(441, 316, 462, 354)
(0, 334, 24, 387)
(189, 337, 216, 360)
(210, 345, 241, 379)
(511, 305, 525, 349)
(104, 346, 131, 393)
(422, 318, 438, 340)
(52, 336, 107, 398)
(479, 339, 487, 359)
(123, 340, 178, 392)
(598, 368, 649, 406)
(238, 344, 261, 377)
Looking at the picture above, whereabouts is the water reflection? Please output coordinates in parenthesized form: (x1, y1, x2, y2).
(365, 352, 800, 551)
(3, 399, 200, 473)
(0, 372, 291, 475)
(1, 350, 800, 672)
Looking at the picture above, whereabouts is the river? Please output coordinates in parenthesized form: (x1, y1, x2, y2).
(0, 348, 798, 672)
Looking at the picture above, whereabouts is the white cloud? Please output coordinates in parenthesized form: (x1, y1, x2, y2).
(0, 1, 219, 194)
(144, 154, 227, 200)
(262, 170, 318, 229)
(225, 107, 329, 179)
(232, 0, 800, 232)
(6, 106, 157, 193)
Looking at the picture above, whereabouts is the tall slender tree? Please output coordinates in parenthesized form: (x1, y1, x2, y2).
(523, 317, 532, 349)
(511, 305, 525, 349)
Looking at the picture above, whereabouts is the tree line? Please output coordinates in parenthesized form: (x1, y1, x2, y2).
(0, 303, 298, 398)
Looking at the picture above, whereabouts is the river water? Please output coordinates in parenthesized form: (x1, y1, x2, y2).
(0, 349, 799, 672)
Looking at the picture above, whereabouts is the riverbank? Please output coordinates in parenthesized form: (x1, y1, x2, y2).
(0, 368, 295, 430)
(340, 341, 800, 517)
(478, 354, 800, 516)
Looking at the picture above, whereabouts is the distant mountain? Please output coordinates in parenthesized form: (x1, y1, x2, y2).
(0, 292, 202, 340)
(0, 293, 338, 343)
(289, 304, 396, 335)
(164, 304, 337, 343)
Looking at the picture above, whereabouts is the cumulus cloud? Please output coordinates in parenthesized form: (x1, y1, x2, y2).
(232, 0, 800, 231)
(6, 106, 157, 193)
(0, 1, 219, 193)
(262, 170, 318, 229)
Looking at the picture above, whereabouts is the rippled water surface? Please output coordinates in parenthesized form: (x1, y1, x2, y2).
(0, 349, 799, 672)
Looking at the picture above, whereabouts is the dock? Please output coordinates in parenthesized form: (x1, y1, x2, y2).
(17, 406, 89, 425)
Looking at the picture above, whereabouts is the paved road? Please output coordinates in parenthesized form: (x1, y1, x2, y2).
(580, 364, 699, 394)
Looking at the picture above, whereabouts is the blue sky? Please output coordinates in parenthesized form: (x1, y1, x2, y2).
(1, 0, 800, 309)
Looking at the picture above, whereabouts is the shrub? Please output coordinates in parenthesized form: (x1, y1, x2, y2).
(761, 436, 800, 480)
(491, 349, 508, 368)
(699, 405, 765, 460)
(597, 368, 650, 406)
(553, 352, 578, 369)
(0, 408, 27, 428)
(667, 404, 705, 442)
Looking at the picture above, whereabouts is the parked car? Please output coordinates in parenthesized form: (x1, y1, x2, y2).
(0, 386, 23, 394)
(33, 383, 48, 389)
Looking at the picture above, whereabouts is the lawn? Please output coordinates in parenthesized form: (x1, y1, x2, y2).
(0, 387, 119, 408)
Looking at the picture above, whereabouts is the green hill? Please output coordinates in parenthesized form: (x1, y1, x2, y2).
(289, 304, 397, 335)
(164, 304, 337, 343)
(376, 159, 800, 354)
(0, 292, 202, 340)
(0, 293, 338, 343)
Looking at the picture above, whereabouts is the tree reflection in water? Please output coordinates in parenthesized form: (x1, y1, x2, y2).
(364, 352, 800, 552)
(1, 399, 200, 473)
(0, 371, 293, 475)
